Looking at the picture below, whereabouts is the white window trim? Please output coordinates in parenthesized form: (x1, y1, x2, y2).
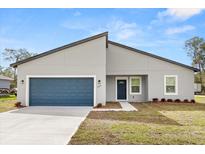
(129, 76, 142, 95)
(26, 75, 96, 106)
(164, 75, 178, 95)
(115, 77, 128, 101)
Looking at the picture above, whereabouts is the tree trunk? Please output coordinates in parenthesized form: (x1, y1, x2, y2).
(199, 64, 204, 93)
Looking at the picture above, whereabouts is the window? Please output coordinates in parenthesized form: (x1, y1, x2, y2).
(130, 76, 141, 94)
(164, 75, 178, 95)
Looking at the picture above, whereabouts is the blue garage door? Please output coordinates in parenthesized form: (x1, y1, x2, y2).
(29, 78, 94, 106)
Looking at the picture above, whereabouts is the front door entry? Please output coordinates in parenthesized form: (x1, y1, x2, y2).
(117, 79, 127, 100)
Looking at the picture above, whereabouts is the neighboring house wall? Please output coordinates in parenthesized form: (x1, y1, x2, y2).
(0, 79, 10, 89)
(194, 83, 201, 93)
(106, 75, 148, 102)
(106, 43, 194, 101)
(17, 36, 107, 106)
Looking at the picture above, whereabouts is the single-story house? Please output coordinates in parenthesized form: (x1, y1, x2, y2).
(0, 75, 13, 89)
(11, 32, 198, 106)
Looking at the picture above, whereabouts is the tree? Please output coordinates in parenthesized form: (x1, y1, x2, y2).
(1, 67, 14, 79)
(185, 37, 205, 92)
(185, 37, 205, 70)
(0, 65, 4, 74)
(3, 48, 36, 63)
(0, 65, 15, 88)
(2, 48, 36, 88)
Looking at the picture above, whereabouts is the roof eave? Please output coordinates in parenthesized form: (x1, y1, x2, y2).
(10, 32, 108, 68)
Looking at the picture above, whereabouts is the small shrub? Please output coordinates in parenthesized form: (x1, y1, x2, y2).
(152, 98, 158, 102)
(14, 102, 21, 108)
(95, 103, 102, 108)
(174, 99, 181, 102)
(190, 99, 195, 103)
(167, 99, 173, 102)
(183, 99, 189, 103)
(160, 98, 166, 102)
(0, 88, 9, 94)
(10, 88, 17, 96)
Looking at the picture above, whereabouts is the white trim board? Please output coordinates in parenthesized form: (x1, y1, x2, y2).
(115, 76, 128, 101)
(164, 75, 178, 95)
(129, 76, 142, 95)
(26, 75, 96, 106)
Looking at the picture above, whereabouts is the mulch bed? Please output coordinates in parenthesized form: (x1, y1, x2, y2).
(151, 101, 195, 104)
(94, 102, 122, 109)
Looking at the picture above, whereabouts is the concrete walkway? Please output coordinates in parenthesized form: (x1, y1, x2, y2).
(93, 102, 137, 111)
(0, 107, 91, 145)
(119, 102, 137, 111)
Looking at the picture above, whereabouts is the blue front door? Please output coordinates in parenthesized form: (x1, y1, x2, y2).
(117, 79, 127, 100)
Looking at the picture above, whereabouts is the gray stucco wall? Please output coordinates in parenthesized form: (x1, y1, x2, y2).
(0, 79, 10, 89)
(16, 36, 195, 105)
(106, 75, 148, 102)
(17, 36, 107, 106)
(106, 43, 194, 101)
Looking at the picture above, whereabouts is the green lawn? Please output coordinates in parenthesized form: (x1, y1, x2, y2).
(0, 95, 17, 113)
(69, 102, 205, 145)
(195, 95, 205, 103)
(0, 95, 16, 101)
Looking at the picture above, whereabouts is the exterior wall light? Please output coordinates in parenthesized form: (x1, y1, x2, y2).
(21, 80, 24, 84)
(97, 80, 102, 87)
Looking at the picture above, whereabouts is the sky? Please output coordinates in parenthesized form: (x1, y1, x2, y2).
(0, 8, 205, 68)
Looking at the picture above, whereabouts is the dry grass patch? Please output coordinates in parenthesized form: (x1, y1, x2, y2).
(0, 95, 17, 112)
(195, 95, 205, 104)
(87, 110, 179, 125)
(69, 102, 205, 145)
(0, 100, 17, 113)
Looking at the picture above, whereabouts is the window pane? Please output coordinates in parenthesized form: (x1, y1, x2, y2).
(166, 86, 175, 93)
(166, 77, 175, 86)
(132, 86, 140, 93)
(131, 78, 140, 86)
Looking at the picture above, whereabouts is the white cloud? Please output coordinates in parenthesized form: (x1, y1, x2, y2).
(61, 18, 94, 30)
(165, 25, 195, 35)
(62, 17, 141, 41)
(0, 37, 21, 46)
(106, 19, 139, 41)
(158, 8, 204, 21)
(73, 11, 81, 16)
(90, 19, 141, 41)
(149, 8, 204, 30)
(62, 22, 85, 30)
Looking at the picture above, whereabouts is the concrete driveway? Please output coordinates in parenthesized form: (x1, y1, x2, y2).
(0, 107, 91, 145)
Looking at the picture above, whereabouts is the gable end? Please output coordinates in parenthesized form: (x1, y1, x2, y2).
(11, 32, 108, 67)
(108, 40, 199, 72)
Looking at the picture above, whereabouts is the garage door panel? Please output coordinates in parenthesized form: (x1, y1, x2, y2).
(29, 78, 93, 106)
